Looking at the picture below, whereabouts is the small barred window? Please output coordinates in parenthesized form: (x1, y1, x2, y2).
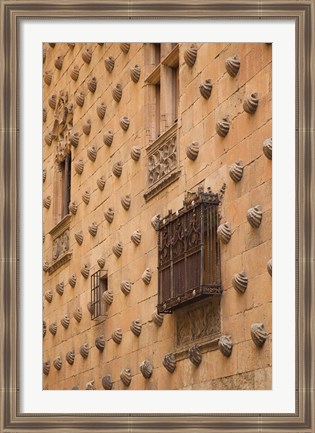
(90, 270, 108, 319)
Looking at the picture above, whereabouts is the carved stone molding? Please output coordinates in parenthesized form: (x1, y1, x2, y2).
(47, 214, 72, 274)
(144, 124, 180, 202)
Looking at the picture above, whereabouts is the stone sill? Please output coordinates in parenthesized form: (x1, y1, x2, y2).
(47, 251, 72, 275)
(144, 168, 181, 202)
(49, 214, 72, 239)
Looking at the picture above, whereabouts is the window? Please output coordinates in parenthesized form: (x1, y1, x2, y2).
(54, 153, 71, 221)
(90, 270, 108, 320)
(157, 188, 221, 314)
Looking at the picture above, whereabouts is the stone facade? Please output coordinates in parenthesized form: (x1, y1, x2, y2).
(43, 42, 272, 390)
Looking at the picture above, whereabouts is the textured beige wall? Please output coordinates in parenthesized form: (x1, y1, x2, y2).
(43, 42, 272, 390)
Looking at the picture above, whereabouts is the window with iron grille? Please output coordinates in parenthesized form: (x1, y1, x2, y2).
(157, 188, 221, 314)
(90, 270, 107, 320)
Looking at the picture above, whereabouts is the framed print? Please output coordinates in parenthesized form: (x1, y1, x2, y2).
(1, 0, 314, 432)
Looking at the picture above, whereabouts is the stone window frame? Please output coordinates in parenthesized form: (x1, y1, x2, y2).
(46, 214, 72, 274)
(90, 270, 108, 320)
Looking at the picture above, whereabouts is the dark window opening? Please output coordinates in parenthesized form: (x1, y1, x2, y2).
(157, 188, 221, 314)
(91, 270, 108, 320)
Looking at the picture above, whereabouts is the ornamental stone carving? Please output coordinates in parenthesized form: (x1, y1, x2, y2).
(188, 344, 202, 367)
(247, 205, 263, 228)
(251, 323, 268, 347)
(53, 356, 62, 371)
(96, 103, 106, 119)
(263, 138, 272, 160)
(131, 229, 141, 245)
(66, 350, 75, 365)
(120, 368, 132, 386)
(199, 79, 213, 99)
(102, 289, 113, 305)
(184, 44, 197, 67)
(112, 328, 123, 344)
(95, 335, 105, 352)
(148, 133, 177, 187)
(97, 176, 106, 191)
(243, 92, 259, 114)
(86, 381, 95, 390)
(80, 343, 89, 359)
(216, 116, 231, 137)
(87, 76, 97, 93)
(140, 360, 153, 379)
(104, 56, 115, 72)
(120, 280, 132, 295)
(163, 353, 176, 373)
(130, 146, 141, 161)
(130, 319, 142, 336)
(52, 229, 70, 261)
(152, 310, 164, 327)
(218, 335, 233, 357)
(103, 131, 114, 146)
(267, 259, 272, 276)
(102, 375, 113, 390)
(225, 55, 240, 77)
(130, 64, 141, 83)
(217, 222, 232, 244)
(73, 307, 82, 322)
(82, 47, 92, 64)
(229, 160, 244, 182)
(232, 271, 248, 294)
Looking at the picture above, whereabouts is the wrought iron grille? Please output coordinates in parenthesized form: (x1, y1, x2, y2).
(90, 270, 107, 320)
(157, 189, 221, 314)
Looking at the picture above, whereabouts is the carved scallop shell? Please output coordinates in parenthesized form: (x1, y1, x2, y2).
(121, 194, 131, 210)
(163, 353, 176, 373)
(48, 95, 57, 110)
(87, 76, 97, 93)
(120, 43, 130, 53)
(140, 360, 153, 379)
(67, 43, 75, 49)
(102, 375, 113, 390)
(95, 335, 105, 352)
(199, 79, 213, 99)
(88, 222, 98, 237)
(43, 361, 50, 376)
(44, 132, 53, 146)
(43, 196, 51, 209)
(112, 328, 122, 344)
(66, 350, 75, 365)
(53, 356, 62, 371)
(151, 214, 160, 231)
(104, 56, 115, 72)
(75, 91, 85, 107)
(96, 102, 106, 119)
(112, 84, 122, 102)
(263, 138, 272, 160)
(188, 344, 202, 367)
(61, 314, 70, 329)
(82, 119, 91, 135)
(72, 385, 79, 390)
(120, 280, 132, 295)
(80, 343, 89, 359)
(152, 310, 164, 327)
(120, 368, 132, 387)
(70, 65, 80, 81)
(130, 146, 141, 161)
(49, 322, 57, 335)
(43, 108, 47, 123)
(97, 176, 106, 191)
(251, 323, 268, 347)
(48, 43, 56, 48)
(184, 44, 197, 67)
(130, 64, 141, 83)
(216, 116, 231, 137)
(74, 230, 83, 245)
(87, 301, 95, 315)
(229, 160, 244, 182)
(44, 290, 53, 303)
(97, 43, 104, 46)
(43, 321, 46, 337)
(103, 131, 114, 147)
(247, 205, 263, 228)
(54, 55, 63, 70)
(69, 131, 79, 147)
(130, 319, 142, 336)
(82, 47, 92, 64)
(69, 201, 78, 215)
(81, 264, 90, 279)
(86, 380, 95, 390)
(74, 159, 84, 175)
(232, 271, 248, 294)
(112, 161, 123, 177)
(131, 229, 141, 246)
(82, 190, 90, 205)
(87, 146, 97, 162)
(225, 55, 240, 77)
(267, 259, 272, 276)
(218, 335, 233, 357)
(68, 273, 77, 288)
(73, 307, 82, 322)
(112, 241, 123, 258)
(56, 281, 64, 296)
(243, 92, 259, 114)
(217, 222, 232, 244)
(104, 207, 114, 223)
(142, 268, 152, 285)
(102, 289, 114, 305)
(43, 261, 49, 272)
(44, 71, 52, 86)
(120, 116, 130, 131)
(97, 255, 105, 268)
(186, 141, 199, 160)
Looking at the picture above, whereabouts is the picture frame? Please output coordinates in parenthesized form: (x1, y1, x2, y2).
(1, 0, 314, 431)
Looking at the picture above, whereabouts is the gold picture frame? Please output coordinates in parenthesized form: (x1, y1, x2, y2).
(1, 0, 314, 431)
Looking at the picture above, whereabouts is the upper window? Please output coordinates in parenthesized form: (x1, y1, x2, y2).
(157, 188, 221, 314)
(90, 270, 108, 320)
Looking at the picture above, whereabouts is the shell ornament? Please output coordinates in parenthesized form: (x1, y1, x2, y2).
(82, 190, 90, 205)
(112, 161, 123, 177)
(104, 56, 115, 72)
(42, 320, 46, 337)
(112, 241, 123, 258)
(81, 264, 90, 279)
(112, 84, 123, 102)
(102, 289, 114, 305)
(86, 381, 95, 390)
(140, 360, 153, 379)
(69, 201, 78, 215)
(97, 176, 106, 191)
(163, 353, 176, 373)
(199, 79, 213, 99)
(75, 91, 85, 107)
(151, 214, 160, 231)
(120, 368, 132, 387)
(44, 132, 53, 146)
(43, 261, 49, 272)
(217, 222, 232, 244)
(216, 116, 231, 137)
(80, 343, 89, 359)
(120, 116, 130, 131)
(263, 138, 272, 160)
(53, 356, 62, 371)
(243, 92, 259, 114)
(102, 375, 113, 390)
(120, 280, 132, 295)
(43, 196, 51, 209)
(251, 323, 268, 347)
(43, 361, 50, 376)
(55, 281, 64, 296)
(87, 146, 97, 162)
(48, 94, 57, 109)
(44, 290, 53, 303)
(218, 335, 233, 357)
(267, 258, 272, 276)
(232, 271, 248, 294)
(225, 55, 240, 77)
(130, 146, 141, 161)
(104, 207, 115, 223)
(130, 64, 141, 83)
(54, 55, 63, 70)
(82, 47, 92, 64)
(68, 273, 77, 288)
(186, 141, 199, 161)
(66, 350, 75, 365)
(103, 131, 114, 146)
(95, 335, 105, 352)
(131, 229, 141, 246)
(82, 119, 91, 135)
(49, 322, 57, 335)
(43, 108, 47, 123)
(188, 344, 202, 367)
(70, 65, 80, 81)
(142, 268, 152, 285)
(44, 71, 52, 86)
(247, 205, 263, 228)
(97, 256, 105, 268)
(120, 43, 130, 53)
(152, 310, 164, 327)
(60, 314, 70, 329)
(184, 44, 197, 67)
(87, 301, 95, 315)
(74, 159, 84, 175)
(229, 160, 244, 182)
(88, 222, 98, 237)
(74, 230, 83, 245)
(96, 102, 106, 120)
(112, 328, 123, 344)
(121, 194, 131, 210)
(73, 307, 82, 322)
(130, 319, 142, 336)
(87, 76, 97, 93)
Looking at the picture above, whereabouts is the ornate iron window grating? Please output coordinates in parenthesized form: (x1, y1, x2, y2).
(157, 188, 221, 314)
(90, 270, 107, 320)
